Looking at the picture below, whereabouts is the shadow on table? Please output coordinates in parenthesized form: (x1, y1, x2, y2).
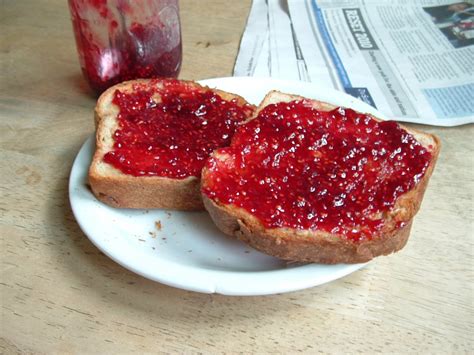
(66, 73, 98, 99)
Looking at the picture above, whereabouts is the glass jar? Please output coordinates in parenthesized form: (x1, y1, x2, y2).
(68, 0, 182, 94)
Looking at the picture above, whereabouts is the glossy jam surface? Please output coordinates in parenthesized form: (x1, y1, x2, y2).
(69, 0, 182, 94)
(203, 100, 432, 241)
(104, 80, 254, 178)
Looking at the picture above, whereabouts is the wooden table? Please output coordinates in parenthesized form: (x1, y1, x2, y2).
(1, 0, 473, 353)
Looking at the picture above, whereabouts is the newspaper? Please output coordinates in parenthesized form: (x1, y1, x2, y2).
(234, 0, 474, 126)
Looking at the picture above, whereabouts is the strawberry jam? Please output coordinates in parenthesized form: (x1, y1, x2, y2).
(202, 100, 432, 241)
(103, 80, 254, 178)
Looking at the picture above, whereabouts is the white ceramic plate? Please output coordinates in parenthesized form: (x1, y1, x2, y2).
(69, 77, 378, 296)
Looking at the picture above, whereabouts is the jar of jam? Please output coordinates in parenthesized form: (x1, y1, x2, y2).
(68, 0, 182, 94)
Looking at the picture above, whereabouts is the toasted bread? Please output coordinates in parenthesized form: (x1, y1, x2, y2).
(89, 79, 255, 210)
(201, 91, 440, 263)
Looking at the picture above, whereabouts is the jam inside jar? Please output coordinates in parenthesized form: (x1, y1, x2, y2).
(68, 0, 182, 94)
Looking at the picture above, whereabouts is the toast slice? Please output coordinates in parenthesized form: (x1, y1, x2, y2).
(201, 91, 440, 263)
(89, 79, 255, 210)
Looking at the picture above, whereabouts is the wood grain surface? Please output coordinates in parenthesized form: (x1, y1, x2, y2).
(1, 0, 473, 353)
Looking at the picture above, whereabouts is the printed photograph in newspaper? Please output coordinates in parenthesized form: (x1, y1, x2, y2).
(423, 2, 474, 48)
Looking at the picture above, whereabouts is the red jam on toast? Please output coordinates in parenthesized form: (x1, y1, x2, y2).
(202, 100, 432, 241)
(103, 80, 254, 178)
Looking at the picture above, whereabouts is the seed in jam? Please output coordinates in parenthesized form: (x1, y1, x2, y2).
(103, 80, 254, 178)
(203, 100, 432, 241)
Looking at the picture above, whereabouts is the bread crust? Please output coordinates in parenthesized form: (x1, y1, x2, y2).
(203, 194, 413, 263)
(89, 169, 202, 210)
(201, 91, 441, 263)
(89, 79, 255, 210)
